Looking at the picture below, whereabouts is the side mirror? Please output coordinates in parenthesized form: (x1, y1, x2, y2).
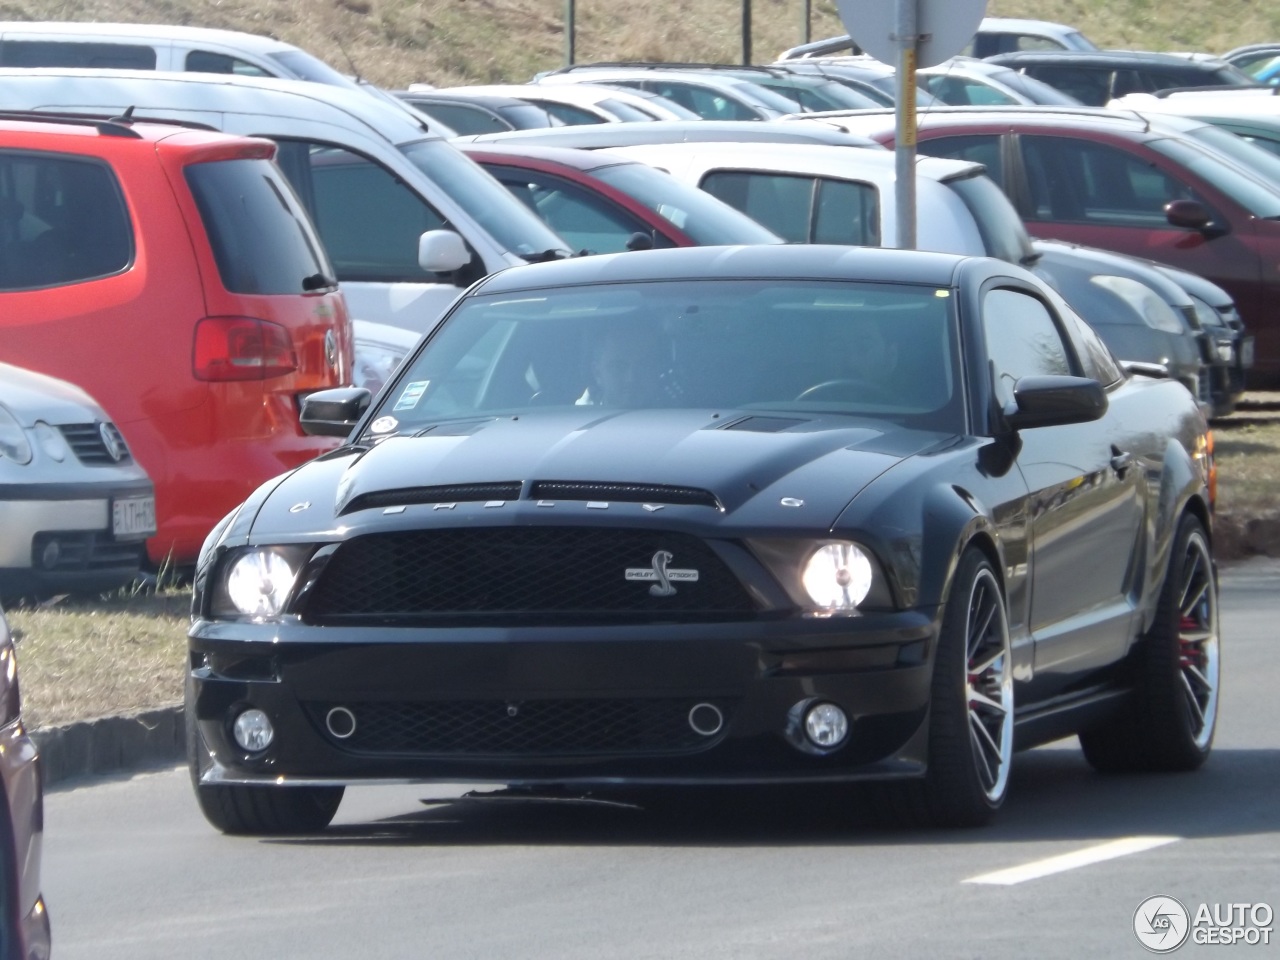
(418, 229, 472, 274)
(1165, 198, 1222, 234)
(1003, 375, 1107, 430)
(625, 231, 654, 251)
(300, 387, 372, 438)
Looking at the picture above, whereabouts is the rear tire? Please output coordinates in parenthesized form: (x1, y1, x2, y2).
(881, 548, 1014, 828)
(1079, 513, 1219, 773)
(185, 675, 343, 835)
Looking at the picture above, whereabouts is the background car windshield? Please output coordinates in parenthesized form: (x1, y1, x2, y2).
(591, 162, 784, 245)
(400, 139, 574, 259)
(373, 278, 963, 431)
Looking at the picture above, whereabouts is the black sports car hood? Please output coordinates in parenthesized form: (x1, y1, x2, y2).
(251, 409, 953, 538)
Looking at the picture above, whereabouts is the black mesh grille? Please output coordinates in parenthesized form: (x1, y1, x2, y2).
(306, 698, 734, 755)
(57, 423, 130, 465)
(303, 527, 755, 622)
(529, 481, 720, 508)
(342, 481, 523, 515)
(31, 532, 144, 571)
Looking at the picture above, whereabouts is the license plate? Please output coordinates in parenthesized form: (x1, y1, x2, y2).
(113, 496, 156, 540)
(1241, 336, 1255, 369)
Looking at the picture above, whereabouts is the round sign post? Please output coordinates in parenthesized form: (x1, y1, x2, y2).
(835, 0, 987, 249)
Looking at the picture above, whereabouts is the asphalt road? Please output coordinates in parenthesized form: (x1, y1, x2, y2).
(41, 560, 1280, 959)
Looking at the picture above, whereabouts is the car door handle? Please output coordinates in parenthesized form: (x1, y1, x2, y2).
(1110, 448, 1134, 476)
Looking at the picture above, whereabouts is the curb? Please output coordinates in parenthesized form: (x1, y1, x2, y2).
(31, 704, 184, 789)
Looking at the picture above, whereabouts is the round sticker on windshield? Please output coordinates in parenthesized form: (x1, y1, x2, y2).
(370, 416, 399, 434)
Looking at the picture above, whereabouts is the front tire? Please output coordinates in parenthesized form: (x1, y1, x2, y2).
(185, 676, 344, 835)
(1079, 513, 1219, 772)
(885, 548, 1014, 828)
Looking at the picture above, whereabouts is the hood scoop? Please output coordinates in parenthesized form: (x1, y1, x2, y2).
(529, 480, 721, 509)
(719, 416, 809, 433)
(342, 480, 522, 516)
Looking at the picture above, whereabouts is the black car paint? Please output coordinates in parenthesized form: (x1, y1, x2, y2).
(188, 246, 1211, 792)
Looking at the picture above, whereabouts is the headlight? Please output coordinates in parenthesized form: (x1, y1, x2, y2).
(213, 546, 312, 619)
(802, 542, 874, 612)
(749, 538, 892, 615)
(0, 404, 32, 465)
(1090, 275, 1185, 334)
(33, 422, 69, 462)
(1188, 295, 1225, 332)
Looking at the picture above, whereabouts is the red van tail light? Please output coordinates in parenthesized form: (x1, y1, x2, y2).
(193, 317, 298, 381)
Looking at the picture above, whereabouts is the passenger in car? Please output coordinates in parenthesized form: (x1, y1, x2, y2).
(576, 320, 683, 407)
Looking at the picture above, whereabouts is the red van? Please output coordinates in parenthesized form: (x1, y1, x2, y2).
(0, 114, 353, 566)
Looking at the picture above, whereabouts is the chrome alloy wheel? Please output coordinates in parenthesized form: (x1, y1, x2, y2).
(965, 567, 1014, 803)
(1177, 530, 1219, 750)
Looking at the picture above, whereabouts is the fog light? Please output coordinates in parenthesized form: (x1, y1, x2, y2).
(233, 709, 274, 752)
(40, 540, 61, 570)
(804, 702, 849, 749)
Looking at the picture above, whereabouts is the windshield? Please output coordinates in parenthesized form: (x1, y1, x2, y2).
(1148, 136, 1280, 218)
(401, 140, 574, 259)
(946, 174, 1037, 265)
(1175, 123, 1280, 195)
(267, 50, 361, 89)
(592, 162, 784, 245)
(369, 278, 964, 434)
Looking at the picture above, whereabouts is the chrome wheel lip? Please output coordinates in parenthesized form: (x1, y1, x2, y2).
(965, 567, 1014, 804)
(1179, 531, 1219, 751)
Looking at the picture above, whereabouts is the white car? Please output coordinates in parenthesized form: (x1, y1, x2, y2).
(602, 141, 1016, 253)
(0, 363, 154, 603)
(777, 17, 1098, 60)
(0, 21, 356, 87)
(534, 67, 805, 120)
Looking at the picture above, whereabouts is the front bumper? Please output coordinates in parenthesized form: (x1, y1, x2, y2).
(188, 612, 940, 787)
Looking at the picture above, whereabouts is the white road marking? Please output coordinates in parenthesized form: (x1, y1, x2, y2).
(963, 836, 1182, 885)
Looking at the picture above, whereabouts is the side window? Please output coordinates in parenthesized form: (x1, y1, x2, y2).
(648, 82, 758, 121)
(982, 288, 1073, 408)
(528, 101, 604, 126)
(184, 158, 329, 295)
(272, 140, 449, 284)
(488, 168, 660, 254)
(919, 134, 1004, 184)
(412, 102, 510, 135)
(924, 76, 1018, 106)
(185, 50, 272, 77)
(1023, 65, 1111, 106)
(0, 40, 156, 69)
(812, 178, 880, 246)
(700, 171, 814, 243)
(1020, 136, 1200, 226)
(0, 151, 132, 291)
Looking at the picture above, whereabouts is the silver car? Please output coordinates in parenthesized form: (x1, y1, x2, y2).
(0, 363, 154, 603)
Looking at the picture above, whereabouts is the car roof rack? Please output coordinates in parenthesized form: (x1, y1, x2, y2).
(0, 108, 219, 134)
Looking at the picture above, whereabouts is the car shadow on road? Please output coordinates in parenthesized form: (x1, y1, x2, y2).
(264, 744, 1280, 850)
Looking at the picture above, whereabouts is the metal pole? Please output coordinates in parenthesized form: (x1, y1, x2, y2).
(800, 0, 811, 45)
(742, 0, 752, 65)
(894, 0, 918, 249)
(565, 0, 576, 66)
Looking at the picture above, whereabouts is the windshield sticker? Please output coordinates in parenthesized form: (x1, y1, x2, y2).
(393, 380, 430, 411)
(370, 416, 399, 434)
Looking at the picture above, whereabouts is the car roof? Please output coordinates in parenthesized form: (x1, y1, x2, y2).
(987, 49, 1237, 68)
(1110, 89, 1280, 116)
(0, 109, 270, 148)
(0, 21, 301, 54)
(396, 89, 544, 111)
(453, 118, 885, 149)
(776, 17, 1090, 60)
(474, 244, 976, 293)
(602, 140, 984, 184)
(0, 68, 441, 144)
(793, 104, 1192, 136)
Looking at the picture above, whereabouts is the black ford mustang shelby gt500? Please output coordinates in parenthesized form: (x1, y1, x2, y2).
(186, 245, 1219, 832)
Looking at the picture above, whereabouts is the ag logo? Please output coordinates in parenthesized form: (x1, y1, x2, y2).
(1134, 895, 1190, 953)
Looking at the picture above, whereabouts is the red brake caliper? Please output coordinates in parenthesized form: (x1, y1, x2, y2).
(1179, 615, 1201, 669)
